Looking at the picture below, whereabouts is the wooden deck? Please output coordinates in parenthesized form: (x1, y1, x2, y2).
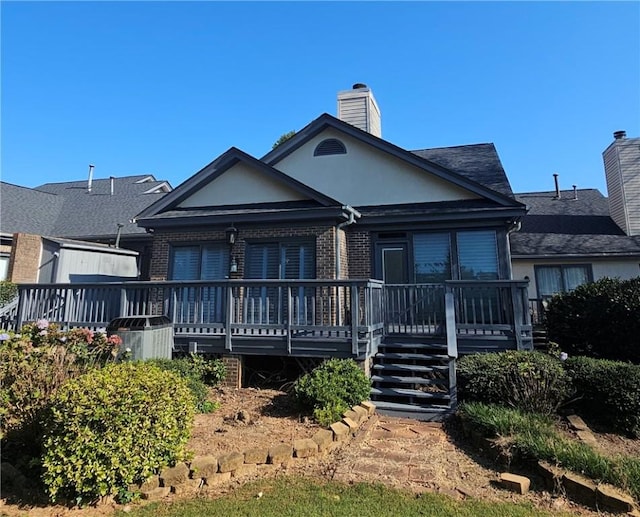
(10, 278, 532, 358)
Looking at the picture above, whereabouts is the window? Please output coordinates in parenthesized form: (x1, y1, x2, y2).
(169, 243, 229, 324)
(313, 138, 347, 156)
(0, 254, 9, 281)
(245, 241, 315, 324)
(411, 230, 498, 282)
(169, 244, 228, 280)
(535, 265, 592, 299)
(457, 230, 499, 281)
(413, 233, 451, 283)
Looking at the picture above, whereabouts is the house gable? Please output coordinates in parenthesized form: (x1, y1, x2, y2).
(272, 127, 480, 207)
(263, 114, 522, 209)
(177, 161, 308, 208)
(136, 147, 345, 224)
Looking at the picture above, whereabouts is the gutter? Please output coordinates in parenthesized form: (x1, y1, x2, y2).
(335, 205, 361, 279)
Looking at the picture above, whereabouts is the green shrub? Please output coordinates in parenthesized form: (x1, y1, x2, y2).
(457, 351, 572, 415)
(145, 355, 224, 413)
(564, 356, 640, 438)
(0, 322, 121, 470)
(42, 362, 195, 504)
(460, 402, 640, 500)
(0, 280, 17, 307)
(545, 277, 640, 363)
(293, 358, 370, 426)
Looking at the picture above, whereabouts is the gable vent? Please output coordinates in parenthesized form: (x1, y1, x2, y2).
(314, 138, 347, 156)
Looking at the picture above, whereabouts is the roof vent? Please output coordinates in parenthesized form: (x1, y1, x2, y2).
(314, 138, 347, 156)
(352, 83, 367, 89)
(613, 130, 627, 140)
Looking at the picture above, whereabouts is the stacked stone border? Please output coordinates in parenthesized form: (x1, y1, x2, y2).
(130, 401, 377, 501)
(460, 415, 638, 515)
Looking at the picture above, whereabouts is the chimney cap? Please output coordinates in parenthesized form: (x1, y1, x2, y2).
(613, 130, 627, 140)
(352, 83, 368, 90)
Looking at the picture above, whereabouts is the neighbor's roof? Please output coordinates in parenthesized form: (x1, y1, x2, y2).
(1, 175, 171, 240)
(0, 182, 64, 236)
(510, 189, 640, 257)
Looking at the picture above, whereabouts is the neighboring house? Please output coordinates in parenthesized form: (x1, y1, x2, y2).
(510, 131, 640, 317)
(0, 175, 172, 281)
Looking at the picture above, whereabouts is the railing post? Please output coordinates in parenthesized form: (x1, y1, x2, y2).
(225, 284, 233, 351)
(119, 288, 128, 317)
(286, 285, 292, 354)
(350, 284, 359, 355)
(511, 284, 524, 350)
(15, 288, 26, 329)
(445, 291, 458, 358)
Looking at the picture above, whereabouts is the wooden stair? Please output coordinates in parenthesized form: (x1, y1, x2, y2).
(370, 337, 457, 421)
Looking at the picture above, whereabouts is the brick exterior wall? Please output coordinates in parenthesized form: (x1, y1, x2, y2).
(150, 225, 337, 281)
(221, 355, 243, 388)
(346, 229, 372, 278)
(8, 233, 42, 283)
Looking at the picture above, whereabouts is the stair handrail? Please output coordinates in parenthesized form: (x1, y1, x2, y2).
(0, 296, 19, 331)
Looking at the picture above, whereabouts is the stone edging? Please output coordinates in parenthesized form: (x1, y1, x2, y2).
(131, 400, 378, 501)
(459, 417, 638, 515)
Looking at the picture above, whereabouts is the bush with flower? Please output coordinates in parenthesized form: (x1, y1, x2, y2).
(0, 320, 122, 474)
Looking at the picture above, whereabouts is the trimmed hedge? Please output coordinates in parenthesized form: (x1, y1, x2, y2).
(457, 351, 572, 415)
(545, 277, 640, 363)
(564, 356, 640, 438)
(42, 362, 195, 503)
(293, 358, 370, 426)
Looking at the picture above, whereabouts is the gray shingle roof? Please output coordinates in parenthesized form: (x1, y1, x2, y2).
(510, 189, 640, 256)
(411, 143, 514, 198)
(0, 182, 64, 235)
(1, 175, 170, 240)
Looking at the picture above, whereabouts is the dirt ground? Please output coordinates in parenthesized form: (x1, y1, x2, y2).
(1, 388, 638, 517)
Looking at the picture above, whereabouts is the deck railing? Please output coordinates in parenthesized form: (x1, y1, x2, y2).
(10, 278, 531, 353)
(14, 279, 385, 356)
(383, 280, 532, 350)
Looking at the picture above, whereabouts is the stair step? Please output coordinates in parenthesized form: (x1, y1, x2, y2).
(372, 400, 454, 421)
(370, 387, 451, 400)
(371, 375, 448, 386)
(376, 352, 450, 361)
(372, 363, 449, 373)
(380, 342, 447, 351)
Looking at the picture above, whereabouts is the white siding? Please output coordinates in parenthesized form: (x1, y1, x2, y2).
(512, 258, 640, 300)
(273, 128, 480, 206)
(178, 162, 307, 208)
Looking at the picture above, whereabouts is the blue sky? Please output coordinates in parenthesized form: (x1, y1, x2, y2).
(2, 1, 639, 196)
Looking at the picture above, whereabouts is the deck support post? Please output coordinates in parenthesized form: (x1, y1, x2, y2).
(119, 288, 128, 317)
(445, 291, 458, 359)
(511, 284, 524, 350)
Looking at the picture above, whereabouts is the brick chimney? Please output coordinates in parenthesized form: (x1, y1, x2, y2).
(603, 130, 640, 236)
(337, 83, 381, 137)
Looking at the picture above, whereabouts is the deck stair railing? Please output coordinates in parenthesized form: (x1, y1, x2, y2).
(0, 296, 19, 331)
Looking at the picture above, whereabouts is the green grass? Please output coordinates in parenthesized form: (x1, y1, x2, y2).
(460, 402, 640, 501)
(115, 477, 575, 517)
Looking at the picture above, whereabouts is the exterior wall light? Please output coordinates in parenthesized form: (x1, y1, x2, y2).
(225, 225, 238, 246)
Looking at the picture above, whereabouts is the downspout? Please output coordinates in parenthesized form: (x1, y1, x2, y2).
(505, 219, 522, 279)
(335, 205, 361, 279)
